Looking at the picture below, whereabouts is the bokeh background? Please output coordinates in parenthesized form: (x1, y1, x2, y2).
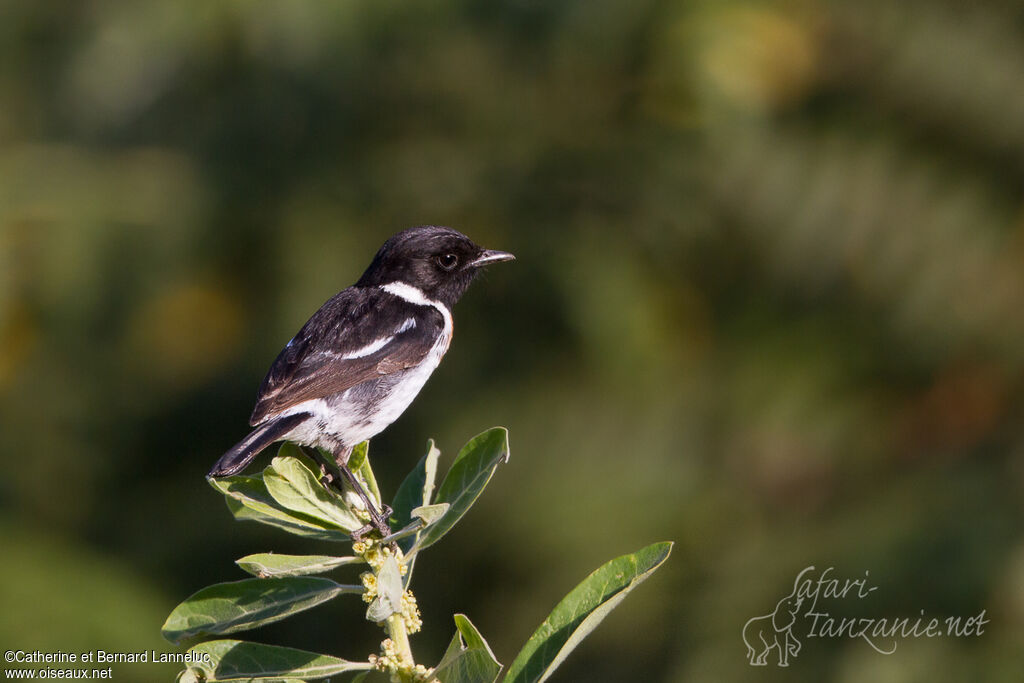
(2, 0, 1024, 680)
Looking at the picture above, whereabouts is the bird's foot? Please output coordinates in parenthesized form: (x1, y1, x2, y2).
(370, 508, 392, 537)
(319, 471, 337, 489)
(313, 456, 342, 491)
(349, 513, 392, 544)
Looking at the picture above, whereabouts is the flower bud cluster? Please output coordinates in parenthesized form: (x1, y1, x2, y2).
(400, 590, 422, 633)
(352, 537, 409, 573)
(368, 639, 437, 683)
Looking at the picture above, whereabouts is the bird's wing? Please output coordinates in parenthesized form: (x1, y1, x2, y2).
(249, 287, 446, 425)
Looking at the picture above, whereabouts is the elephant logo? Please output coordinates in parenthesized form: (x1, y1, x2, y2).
(742, 569, 810, 666)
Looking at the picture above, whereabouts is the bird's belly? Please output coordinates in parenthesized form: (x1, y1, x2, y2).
(283, 334, 449, 451)
(338, 362, 436, 442)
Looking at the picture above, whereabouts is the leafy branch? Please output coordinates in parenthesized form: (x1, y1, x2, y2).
(164, 427, 672, 682)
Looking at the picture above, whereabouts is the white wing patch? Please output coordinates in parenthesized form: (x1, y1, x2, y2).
(340, 317, 418, 360)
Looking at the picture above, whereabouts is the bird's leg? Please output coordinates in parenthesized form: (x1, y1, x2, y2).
(301, 446, 342, 491)
(335, 464, 391, 540)
(334, 447, 392, 538)
(304, 445, 391, 539)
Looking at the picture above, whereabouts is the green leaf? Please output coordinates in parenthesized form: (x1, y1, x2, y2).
(365, 555, 403, 623)
(347, 441, 382, 508)
(162, 577, 361, 644)
(264, 450, 363, 531)
(236, 553, 363, 578)
(210, 475, 351, 541)
(390, 441, 441, 533)
(346, 440, 369, 471)
(411, 503, 450, 525)
(421, 441, 440, 503)
(182, 639, 371, 681)
(434, 614, 502, 683)
(503, 542, 673, 683)
(390, 441, 443, 572)
(414, 428, 509, 552)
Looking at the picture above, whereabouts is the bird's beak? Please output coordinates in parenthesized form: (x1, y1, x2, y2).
(469, 249, 515, 268)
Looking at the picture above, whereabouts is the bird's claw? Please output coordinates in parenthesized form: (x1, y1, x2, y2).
(350, 514, 392, 543)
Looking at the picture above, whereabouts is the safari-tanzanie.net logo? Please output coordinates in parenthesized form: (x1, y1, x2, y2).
(742, 566, 988, 667)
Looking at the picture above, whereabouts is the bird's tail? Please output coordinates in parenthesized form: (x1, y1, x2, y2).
(208, 412, 310, 477)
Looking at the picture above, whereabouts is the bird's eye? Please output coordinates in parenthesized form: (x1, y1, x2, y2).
(436, 253, 459, 271)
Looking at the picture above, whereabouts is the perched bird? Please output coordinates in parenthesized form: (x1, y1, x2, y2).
(209, 226, 514, 535)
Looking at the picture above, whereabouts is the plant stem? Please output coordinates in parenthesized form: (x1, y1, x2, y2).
(385, 612, 415, 668)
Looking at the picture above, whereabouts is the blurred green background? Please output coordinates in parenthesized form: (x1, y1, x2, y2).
(2, 0, 1023, 680)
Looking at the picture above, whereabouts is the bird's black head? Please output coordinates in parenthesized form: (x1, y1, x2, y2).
(356, 226, 514, 308)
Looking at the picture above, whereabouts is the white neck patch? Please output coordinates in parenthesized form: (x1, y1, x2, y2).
(380, 282, 453, 332)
